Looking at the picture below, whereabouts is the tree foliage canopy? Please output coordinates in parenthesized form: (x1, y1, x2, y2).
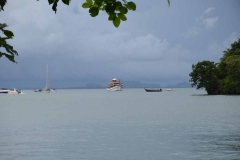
(189, 39, 240, 95)
(45, 0, 137, 28)
(189, 61, 219, 94)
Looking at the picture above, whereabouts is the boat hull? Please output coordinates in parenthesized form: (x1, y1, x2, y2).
(41, 89, 50, 93)
(0, 88, 10, 93)
(8, 91, 19, 94)
(144, 88, 162, 92)
(8, 89, 22, 94)
(107, 86, 122, 91)
(0, 90, 10, 93)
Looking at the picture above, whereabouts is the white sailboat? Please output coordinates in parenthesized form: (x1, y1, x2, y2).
(41, 64, 50, 93)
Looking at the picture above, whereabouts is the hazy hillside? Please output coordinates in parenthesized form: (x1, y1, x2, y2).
(166, 82, 192, 88)
(64, 81, 192, 89)
(121, 81, 161, 88)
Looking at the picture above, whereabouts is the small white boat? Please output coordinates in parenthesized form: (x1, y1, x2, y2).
(34, 89, 42, 92)
(8, 89, 22, 94)
(51, 89, 57, 92)
(107, 78, 123, 91)
(167, 88, 174, 91)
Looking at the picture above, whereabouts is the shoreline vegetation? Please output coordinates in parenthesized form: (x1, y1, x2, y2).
(189, 39, 240, 95)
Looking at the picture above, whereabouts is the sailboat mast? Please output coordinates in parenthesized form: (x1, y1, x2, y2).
(46, 64, 49, 88)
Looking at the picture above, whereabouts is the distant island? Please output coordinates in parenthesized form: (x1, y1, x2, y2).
(166, 82, 192, 88)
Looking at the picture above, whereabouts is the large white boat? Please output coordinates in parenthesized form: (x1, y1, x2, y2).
(41, 64, 50, 93)
(107, 78, 123, 91)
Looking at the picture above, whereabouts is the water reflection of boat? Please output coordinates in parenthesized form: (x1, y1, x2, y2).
(144, 88, 162, 92)
(107, 78, 123, 91)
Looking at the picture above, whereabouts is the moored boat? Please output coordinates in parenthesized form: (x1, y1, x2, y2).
(34, 89, 42, 92)
(41, 64, 50, 93)
(167, 88, 174, 91)
(0, 88, 10, 93)
(41, 87, 50, 93)
(34, 64, 51, 93)
(144, 88, 162, 92)
(8, 89, 22, 94)
(107, 78, 123, 91)
(51, 88, 57, 92)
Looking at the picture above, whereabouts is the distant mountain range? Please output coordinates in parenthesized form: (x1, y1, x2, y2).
(121, 81, 161, 88)
(166, 82, 192, 88)
(72, 81, 192, 89)
(2, 80, 192, 90)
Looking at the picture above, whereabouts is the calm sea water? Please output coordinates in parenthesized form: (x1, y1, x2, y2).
(0, 88, 240, 160)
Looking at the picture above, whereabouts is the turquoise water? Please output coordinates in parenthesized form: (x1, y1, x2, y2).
(0, 88, 240, 159)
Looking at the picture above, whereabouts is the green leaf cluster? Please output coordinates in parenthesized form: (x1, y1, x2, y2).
(39, 0, 137, 27)
(189, 38, 240, 95)
(40, 0, 138, 28)
(46, 0, 71, 13)
(82, 0, 136, 28)
(0, 0, 7, 11)
(0, 23, 18, 63)
(41, 0, 170, 28)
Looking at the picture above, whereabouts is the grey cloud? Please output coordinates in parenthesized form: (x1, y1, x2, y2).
(203, 17, 218, 29)
(203, 7, 215, 15)
(183, 27, 202, 38)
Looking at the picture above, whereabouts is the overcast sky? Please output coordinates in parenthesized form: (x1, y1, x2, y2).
(0, 0, 240, 88)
